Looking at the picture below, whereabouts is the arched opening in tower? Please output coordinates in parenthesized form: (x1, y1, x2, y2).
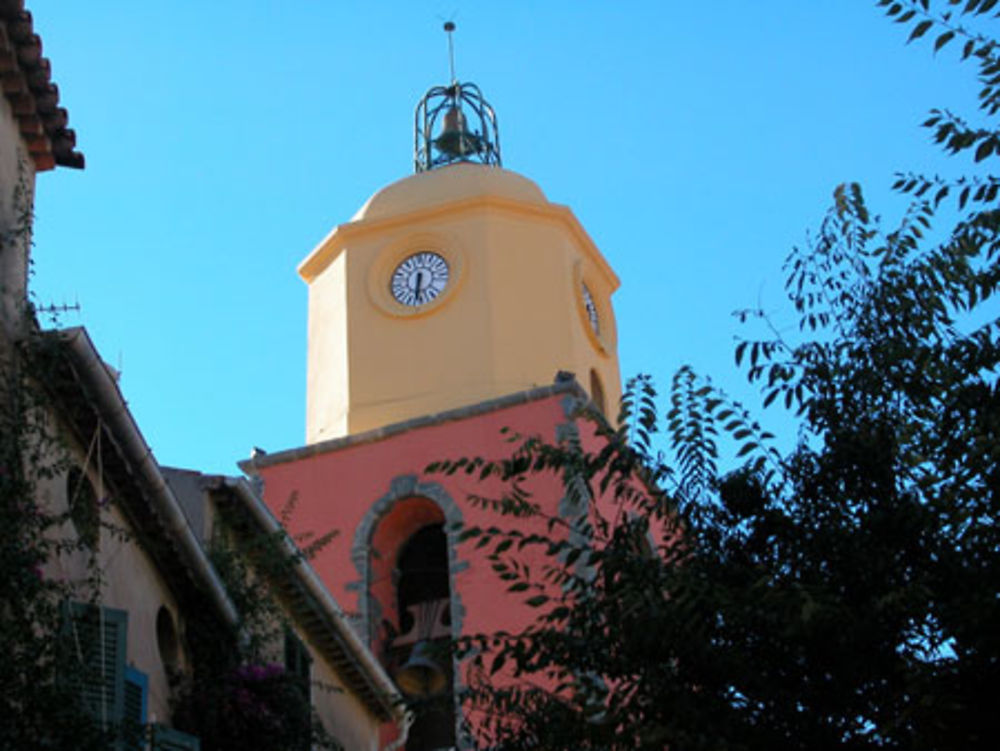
(397, 523, 451, 636)
(368, 502, 457, 750)
(395, 523, 456, 750)
(590, 368, 606, 417)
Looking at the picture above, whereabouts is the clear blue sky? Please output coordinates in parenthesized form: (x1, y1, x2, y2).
(26, 1, 985, 474)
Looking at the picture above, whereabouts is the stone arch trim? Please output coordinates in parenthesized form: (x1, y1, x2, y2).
(348, 474, 468, 647)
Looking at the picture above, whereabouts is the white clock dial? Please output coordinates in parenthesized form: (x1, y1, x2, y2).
(391, 252, 450, 307)
(581, 283, 599, 335)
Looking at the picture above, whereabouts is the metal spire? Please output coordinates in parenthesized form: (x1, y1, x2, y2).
(444, 21, 457, 83)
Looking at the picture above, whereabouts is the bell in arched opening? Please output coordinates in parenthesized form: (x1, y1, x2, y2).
(394, 640, 449, 698)
(389, 523, 457, 749)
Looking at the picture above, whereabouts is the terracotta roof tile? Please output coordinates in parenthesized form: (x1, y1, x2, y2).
(1, 1, 83, 170)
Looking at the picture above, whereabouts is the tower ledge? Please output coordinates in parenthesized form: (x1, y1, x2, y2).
(299, 164, 617, 289)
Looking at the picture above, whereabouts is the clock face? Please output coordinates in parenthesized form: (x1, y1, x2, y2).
(391, 252, 450, 307)
(581, 283, 600, 335)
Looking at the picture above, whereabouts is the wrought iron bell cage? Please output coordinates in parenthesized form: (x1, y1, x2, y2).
(414, 81, 501, 173)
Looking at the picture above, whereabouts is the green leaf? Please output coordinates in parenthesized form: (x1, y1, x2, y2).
(974, 137, 994, 161)
(908, 19, 933, 41)
(490, 652, 506, 675)
(735, 341, 748, 366)
(934, 31, 955, 52)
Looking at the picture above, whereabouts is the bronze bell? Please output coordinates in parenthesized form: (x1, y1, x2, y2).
(434, 106, 481, 158)
(394, 640, 448, 697)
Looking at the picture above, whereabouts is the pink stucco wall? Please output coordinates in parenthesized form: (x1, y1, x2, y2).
(255, 391, 604, 652)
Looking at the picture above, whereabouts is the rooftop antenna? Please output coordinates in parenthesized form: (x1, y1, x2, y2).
(35, 301, 81, 315)
(414, 20, 502, 172)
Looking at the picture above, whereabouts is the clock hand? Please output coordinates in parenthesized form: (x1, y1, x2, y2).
(413, 271, 424, 303)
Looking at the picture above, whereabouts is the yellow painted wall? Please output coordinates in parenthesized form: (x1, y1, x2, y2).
(307, 636, 383, 751)
(40, 463, 189, 726)
(301, 163, 622, 442)
(306, 252, 350, 439)
(39, 451, 387, 747)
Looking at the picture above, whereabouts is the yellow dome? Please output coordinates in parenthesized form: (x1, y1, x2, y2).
(352, 163, 548, 221)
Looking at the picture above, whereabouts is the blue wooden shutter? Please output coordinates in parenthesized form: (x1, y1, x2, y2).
(66, 602, 128, 733)
(123, 666, 148, 724)
(123, 666, 148, 751)
(150, 724, 201, 751)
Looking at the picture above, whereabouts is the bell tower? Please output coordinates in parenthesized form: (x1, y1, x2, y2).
(250, 25, 627, 751)
(300, 29, 621, 444)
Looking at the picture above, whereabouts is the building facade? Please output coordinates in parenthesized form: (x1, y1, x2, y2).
(2, 6, 404, 748)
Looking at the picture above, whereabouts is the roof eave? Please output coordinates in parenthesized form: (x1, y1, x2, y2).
(38, 327, 239, 625)
(1, 4, 84, 171)
(215, 476, 405, 723)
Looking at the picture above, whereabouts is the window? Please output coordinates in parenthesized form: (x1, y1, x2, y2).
(66, 467, 100, 549)
(284, 630, 312, 751)
(63, 601, 127, 730)
(284, 630, 312, 693)
(156, 606, 181, 675)
(589, 369, 606, 417)
(64, 602, 199, 751)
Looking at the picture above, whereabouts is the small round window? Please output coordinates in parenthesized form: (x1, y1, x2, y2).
(66, 467, 99, 549)
(156, 606, 181, 673)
